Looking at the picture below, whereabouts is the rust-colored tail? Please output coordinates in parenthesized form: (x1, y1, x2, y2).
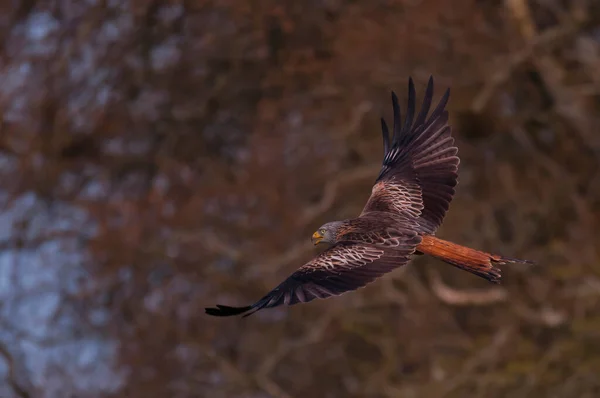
(416, 235, 533, 283)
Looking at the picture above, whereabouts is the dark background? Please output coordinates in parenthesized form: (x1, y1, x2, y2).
(0, 1, 599, 397)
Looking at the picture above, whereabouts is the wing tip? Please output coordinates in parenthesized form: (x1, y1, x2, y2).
(381, 117, 390, 155)
(205, 304, 253, 317)
(494, 256, 536, 266)
(403, 76, 417, 133)
(391, 90, 400, 117)
(205, 293, 278, 318)
(439, 86, 451, 108)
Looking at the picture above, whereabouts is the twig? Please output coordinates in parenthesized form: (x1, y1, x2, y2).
(439, 327, 513, 396)
(205, 348, 294, 398)
(503, 0, 597, 149)
(512, 303, 566, 327)
(471, 23, 576, 112)
(173, 230, 242, 261)
(300, 165, 375, 226)
(256, 313, 333, 378)
(205, 314, 333, 398)
(510, 125, 594, 225)
(429, 271, 509, 306)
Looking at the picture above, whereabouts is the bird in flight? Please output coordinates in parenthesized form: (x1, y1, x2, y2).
(206, 76, 532, 318)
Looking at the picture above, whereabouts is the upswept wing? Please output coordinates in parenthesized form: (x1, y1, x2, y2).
(361, 76, 459, 233)
(205, 231, 421, 317)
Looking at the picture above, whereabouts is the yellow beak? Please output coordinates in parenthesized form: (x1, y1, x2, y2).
(312, 231, 323, 245)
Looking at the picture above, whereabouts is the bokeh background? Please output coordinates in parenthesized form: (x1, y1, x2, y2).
(0, 1, 599, 397)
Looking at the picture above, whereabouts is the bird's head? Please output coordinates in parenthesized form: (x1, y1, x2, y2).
(311, 221, 343, 246)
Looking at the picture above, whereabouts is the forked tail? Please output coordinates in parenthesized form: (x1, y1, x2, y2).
(416, 235, 533, 283)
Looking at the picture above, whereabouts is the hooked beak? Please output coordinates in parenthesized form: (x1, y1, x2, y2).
(311, 231, 323, 246)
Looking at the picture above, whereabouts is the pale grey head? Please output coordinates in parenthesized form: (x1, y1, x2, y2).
(311, 221, 345, 245)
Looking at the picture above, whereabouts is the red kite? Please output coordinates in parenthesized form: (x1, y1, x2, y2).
(206, 76, 532, 317)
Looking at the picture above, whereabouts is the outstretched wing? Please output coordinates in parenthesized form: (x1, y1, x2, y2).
(361, 76, 459, 233)
(205, 232, 421, 317)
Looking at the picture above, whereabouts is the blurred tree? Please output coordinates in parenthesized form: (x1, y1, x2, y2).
(0, 1, 599, 397)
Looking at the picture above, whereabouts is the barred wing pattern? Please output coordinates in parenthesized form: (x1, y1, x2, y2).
(205, 77, 459, 318)
(362, 76, 459, 233)
(335, 212, 422, 242)
(205, 232, 421, 317)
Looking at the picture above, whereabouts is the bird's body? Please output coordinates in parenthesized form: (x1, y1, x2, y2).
(206, 76, 532, 318)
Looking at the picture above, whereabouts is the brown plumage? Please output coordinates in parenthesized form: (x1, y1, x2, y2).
(416, 235, 530, 283)
(206, 76, 533, 318)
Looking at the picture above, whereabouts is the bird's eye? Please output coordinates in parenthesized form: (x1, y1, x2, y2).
(320, 229, 326, 234)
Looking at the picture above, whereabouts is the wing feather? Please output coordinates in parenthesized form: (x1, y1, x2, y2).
(205, 233, 421, 317)
(361, 76, 459, 233)
(381, 118, 391, 156)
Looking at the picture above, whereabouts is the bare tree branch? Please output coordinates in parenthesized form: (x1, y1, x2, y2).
(428, 270, 509, 306)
